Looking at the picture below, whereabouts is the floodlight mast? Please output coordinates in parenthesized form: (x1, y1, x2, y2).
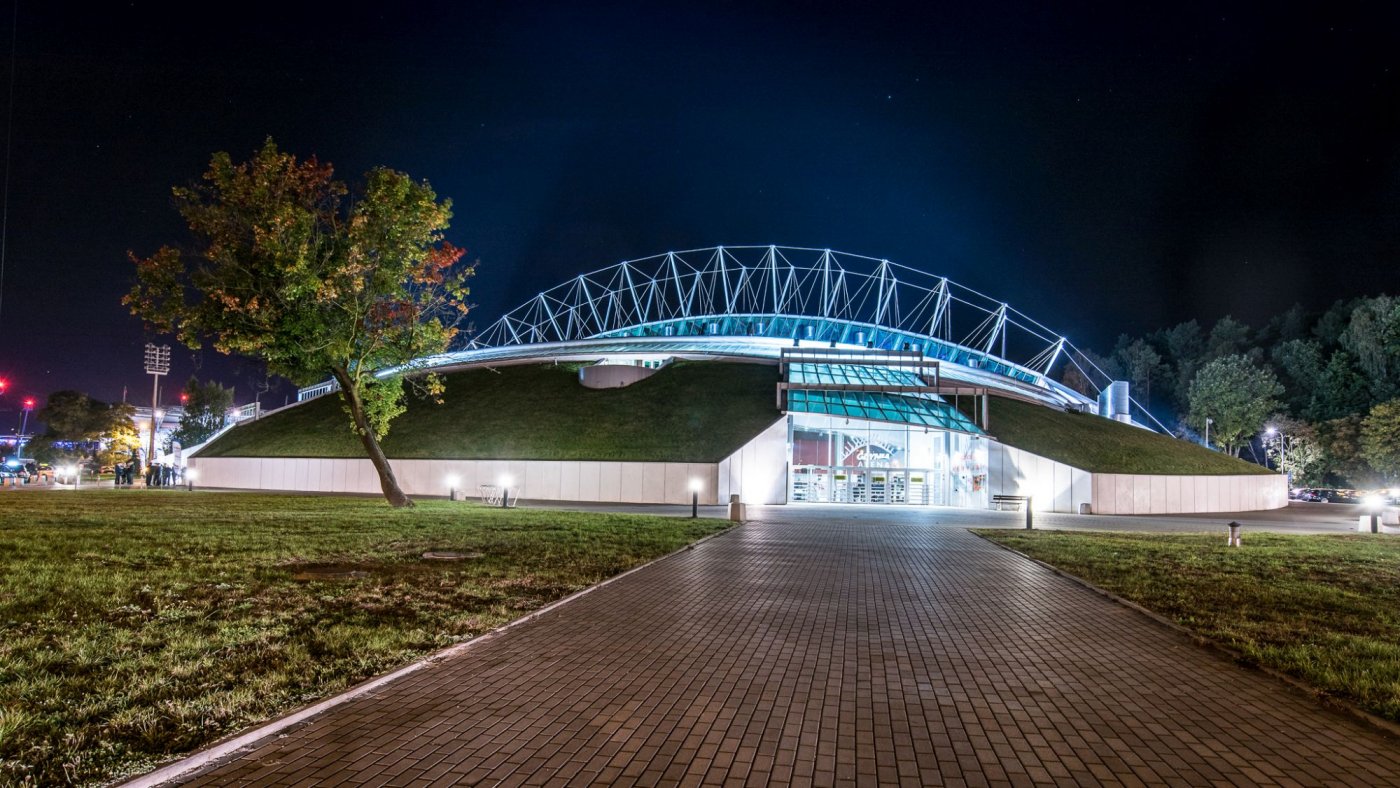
(144, 343, 171, 470)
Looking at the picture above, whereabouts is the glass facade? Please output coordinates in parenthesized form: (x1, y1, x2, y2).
(786, 390, 981, 432)
(787, 413, 989, 507)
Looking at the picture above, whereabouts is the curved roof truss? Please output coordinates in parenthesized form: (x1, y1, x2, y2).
(467, 246, 1127, 407)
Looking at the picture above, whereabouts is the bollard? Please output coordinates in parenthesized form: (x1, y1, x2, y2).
(728, 493, 745, 522)
(1025, 496, 1033, 530)
(1372, 512, 1380, 534)
(501, 487, 510, 509)
(691, 490, 698, 519)
(1227, 521, 1242, 547)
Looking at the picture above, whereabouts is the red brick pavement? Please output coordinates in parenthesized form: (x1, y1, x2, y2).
(169, 506, 1400, 786)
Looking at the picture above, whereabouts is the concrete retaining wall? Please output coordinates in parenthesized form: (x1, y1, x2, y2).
(1091, 471, 1287, 515)
(186, 418, 790, 505)
(988, 441, 1092, 514)
(188, 456, 721, 505)
(718, 418, 789, 505)
(988, 440, 1287, 515)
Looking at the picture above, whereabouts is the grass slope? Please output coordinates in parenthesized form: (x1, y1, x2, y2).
(979, 530, 1400, 723)
(200, 362, 782, 462)
(0, 491, 729, 786)
(987, 396, 1272, 475)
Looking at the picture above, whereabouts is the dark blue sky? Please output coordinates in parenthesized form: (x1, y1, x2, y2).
(0, 1, 1397, 412)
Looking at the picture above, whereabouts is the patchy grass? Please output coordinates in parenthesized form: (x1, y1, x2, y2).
(977, 529, 1400, 722)
(199, 361, 782, 462)
(0, 491, 728, 786)
(985, 396, 1273, 475)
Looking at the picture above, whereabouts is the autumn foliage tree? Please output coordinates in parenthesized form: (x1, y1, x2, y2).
(126, 139, 473, 506)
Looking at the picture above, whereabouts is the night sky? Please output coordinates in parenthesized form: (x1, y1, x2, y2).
(0, 1, 1397, 414)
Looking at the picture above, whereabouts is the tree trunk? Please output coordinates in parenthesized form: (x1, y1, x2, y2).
(331, 367, 413, 508)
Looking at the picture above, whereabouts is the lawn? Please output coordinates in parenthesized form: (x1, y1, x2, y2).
(983, 396, 1273, 475)
(978, 529, 1400, 722)
(0, 490, 728, 786)
(198, 361, 782, 462)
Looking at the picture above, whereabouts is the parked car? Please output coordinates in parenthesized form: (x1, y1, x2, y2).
(1337, 489, 1363, 504)
(1298, 488, 1336, 503)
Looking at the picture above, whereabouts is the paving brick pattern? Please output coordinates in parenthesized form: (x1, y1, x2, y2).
(182, 507, 1400, 786)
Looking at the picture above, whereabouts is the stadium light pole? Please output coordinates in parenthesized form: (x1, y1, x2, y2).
(144, 344, 171, 468)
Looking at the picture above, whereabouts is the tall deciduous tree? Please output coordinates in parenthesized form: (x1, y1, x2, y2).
(1317, 415, 1370, 487)
(173, 376, 234, 448)
(33, 393, 139, 467)
(1361, 399, 1400, 483)
(1187, 354, 1282, 456)
(126, 139, 473, 507)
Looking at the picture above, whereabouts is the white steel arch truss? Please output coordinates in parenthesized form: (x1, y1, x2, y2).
(463, 245, 1158, 425)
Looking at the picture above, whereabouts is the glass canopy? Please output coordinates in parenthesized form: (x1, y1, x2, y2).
(787, 363, 927, 388)
(786, 389, 983, 433)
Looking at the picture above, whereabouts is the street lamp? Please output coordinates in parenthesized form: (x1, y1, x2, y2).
(1204, 417, 1214, 449)
(499, 473, 513, 508)
(1265, 426, 1287, 482)
(16, 397, 33, 461)
(445, 474, 460, 501)
(185, 467, 197, 492)
(689, 477, 702, 518)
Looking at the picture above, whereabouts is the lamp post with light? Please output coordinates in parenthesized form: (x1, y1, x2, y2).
(1265, 426, 1287, 482)
(499, 474, 513, 508)
(689, 477, 702, 518)
(1204, 417, 1213, 449)
(16, 397, 33, 461)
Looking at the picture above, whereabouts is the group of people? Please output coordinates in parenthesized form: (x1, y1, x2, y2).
(112, 459, 184, 487)
(146, 462, 182, 487)
(113, 459, 141, 486)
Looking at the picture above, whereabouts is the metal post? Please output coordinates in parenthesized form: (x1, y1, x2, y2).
(15, 401, 29, 460)
(501, 487, 509, 508)
(692, 490, 698, 519)
(1372, 512, 1380, 534)
(1025, 496, 1033, 530)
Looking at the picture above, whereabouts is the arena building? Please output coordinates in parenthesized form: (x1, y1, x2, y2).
(189, 246, 1285, 514)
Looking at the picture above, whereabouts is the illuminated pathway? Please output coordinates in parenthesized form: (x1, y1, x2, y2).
(171, 507, 1400, 786)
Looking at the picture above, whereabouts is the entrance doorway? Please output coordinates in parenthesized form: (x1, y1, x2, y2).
(792, 465, 938, 504)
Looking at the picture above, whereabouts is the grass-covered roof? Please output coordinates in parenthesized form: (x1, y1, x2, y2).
(986, 396, 1274, 476)
(198, 362, 783, 463)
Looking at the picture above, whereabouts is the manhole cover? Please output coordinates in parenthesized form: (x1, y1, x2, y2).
(422, 551, 482, 561)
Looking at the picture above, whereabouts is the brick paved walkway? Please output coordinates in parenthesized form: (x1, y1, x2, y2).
(175, 507, 1400, 786)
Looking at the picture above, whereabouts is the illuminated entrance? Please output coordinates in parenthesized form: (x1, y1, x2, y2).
(779, 348, 990, 508)
(788, 414, 988, 507)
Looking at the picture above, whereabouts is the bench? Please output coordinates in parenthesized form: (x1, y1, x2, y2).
(992, 494, 1029, 511)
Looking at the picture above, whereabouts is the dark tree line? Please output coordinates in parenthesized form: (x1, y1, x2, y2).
(1067, 297, 1400, 486)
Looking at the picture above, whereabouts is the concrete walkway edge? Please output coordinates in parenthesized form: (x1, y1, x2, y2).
(120, 523, 740, 788)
